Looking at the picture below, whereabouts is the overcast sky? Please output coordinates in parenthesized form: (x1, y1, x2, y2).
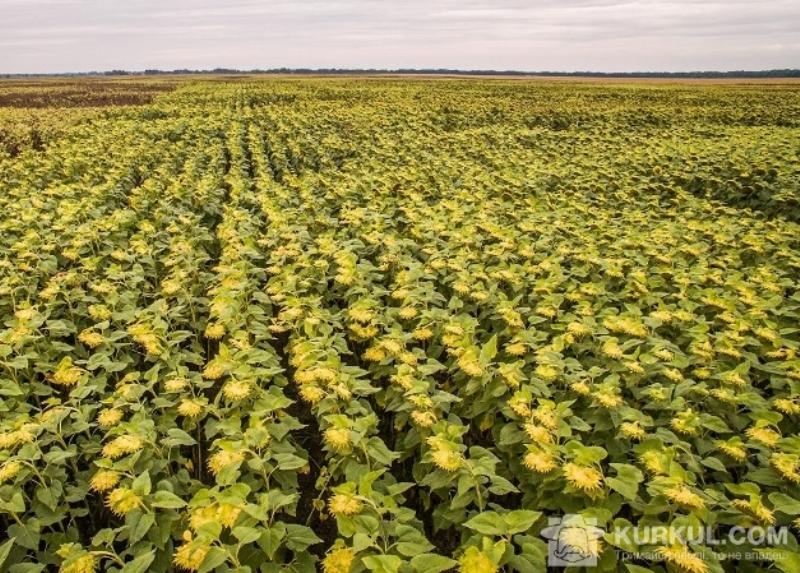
(1, 0, 798, 73)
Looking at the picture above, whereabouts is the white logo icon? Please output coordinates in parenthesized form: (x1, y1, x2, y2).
(541, 514, 604, 567)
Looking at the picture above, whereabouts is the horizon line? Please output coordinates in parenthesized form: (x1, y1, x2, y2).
(2, 67, 799, 79)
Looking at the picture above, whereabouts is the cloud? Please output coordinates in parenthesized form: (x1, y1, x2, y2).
(1, 0, 798, 73)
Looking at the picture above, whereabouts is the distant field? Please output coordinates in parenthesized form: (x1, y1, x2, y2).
(1, 77, 799, 573)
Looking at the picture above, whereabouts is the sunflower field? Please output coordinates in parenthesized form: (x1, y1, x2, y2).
(1, 77, 800, 573)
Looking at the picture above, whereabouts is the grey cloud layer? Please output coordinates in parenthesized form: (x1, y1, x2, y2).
(1, 0, 798, 73)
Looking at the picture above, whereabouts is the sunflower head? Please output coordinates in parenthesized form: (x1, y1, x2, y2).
(106, 487, 142, 516)
(173, 541, 211, 572)
(328, 493, 363, 517)
(89, 469, 120, 492)
(563, 462, 603, 496)
(322, 546, 355, 573)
